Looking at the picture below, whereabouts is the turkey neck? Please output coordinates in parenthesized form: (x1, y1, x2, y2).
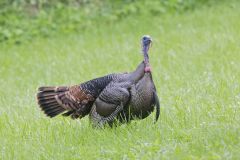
(128, 41, 151, 83)
(141, 42, 153, 85)
(128, 62, 145, 83)
(143, 42, 151, 72)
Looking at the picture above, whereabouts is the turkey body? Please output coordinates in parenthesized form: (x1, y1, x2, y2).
(88, 62, 147, 127)
(89, 68, 160, 127)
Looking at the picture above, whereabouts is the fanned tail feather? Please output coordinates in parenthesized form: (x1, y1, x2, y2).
(37, 86, 68, 117)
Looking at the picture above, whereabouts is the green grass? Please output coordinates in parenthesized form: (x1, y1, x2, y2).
(1, 1, 240, 159)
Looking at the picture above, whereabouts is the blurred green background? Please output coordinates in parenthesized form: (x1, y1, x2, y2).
(1, 0, 218, 44)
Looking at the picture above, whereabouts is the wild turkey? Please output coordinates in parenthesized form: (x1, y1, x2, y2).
(36, 41, 147, 120)
(89, 35, 160, 127)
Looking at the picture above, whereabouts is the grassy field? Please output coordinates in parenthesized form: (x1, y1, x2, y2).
(1, 1, 240, 159)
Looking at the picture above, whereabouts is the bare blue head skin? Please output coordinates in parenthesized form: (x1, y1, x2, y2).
(141, 35, 152, 72)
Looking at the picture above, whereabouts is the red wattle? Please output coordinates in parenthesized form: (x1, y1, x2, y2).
(144, 66, 151, 72)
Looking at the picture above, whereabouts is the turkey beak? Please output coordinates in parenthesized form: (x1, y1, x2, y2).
(149, 39, 153, 48)
(147, 39, 152, 52)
